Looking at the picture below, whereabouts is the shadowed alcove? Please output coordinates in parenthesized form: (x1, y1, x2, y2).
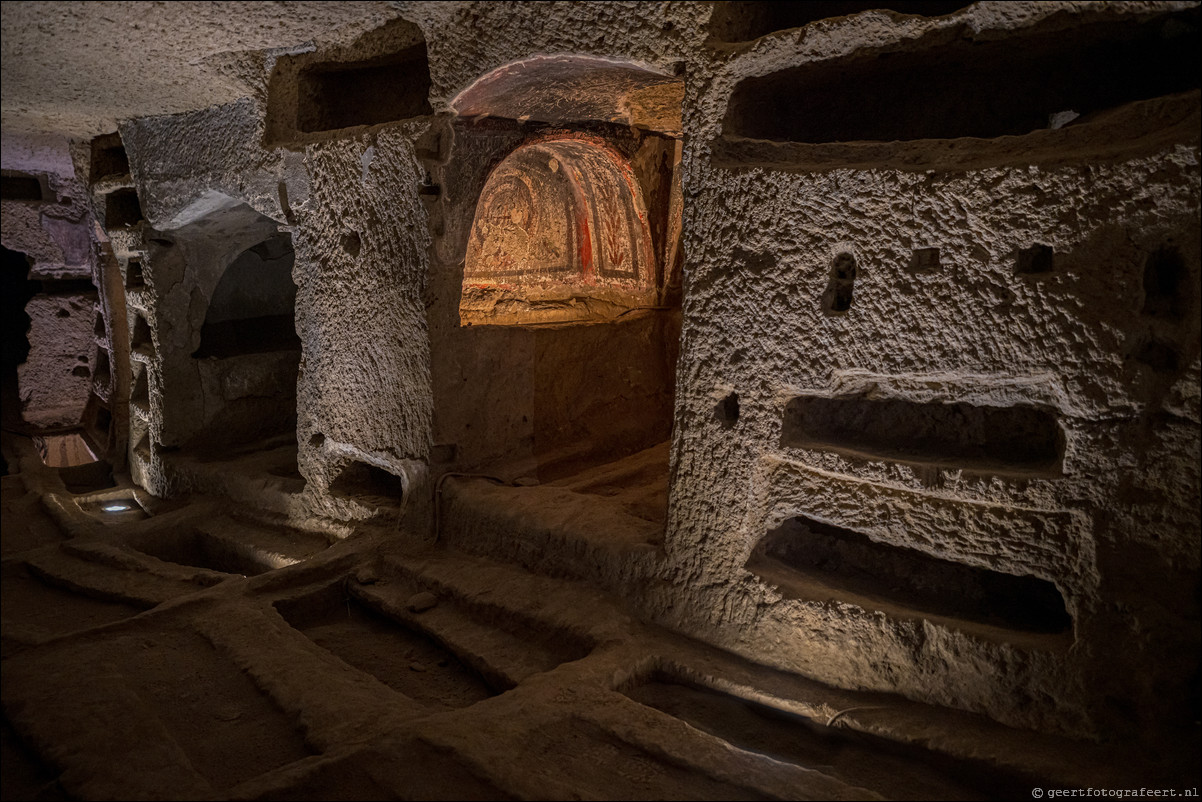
(428, 55, 685, 495)
(193, 233, 299, 359)
(151, 201, 301, 456)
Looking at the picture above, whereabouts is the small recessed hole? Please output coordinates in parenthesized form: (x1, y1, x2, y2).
(93, 350, 112, 387)
(908, 247, 941, 273)
(716, 393, 740, 428)
(125, 259, 145, 289)
(92, 405, 112, 433)
(823, 252, 857, 313)
(1015, 244, 1054, 275)
(1141, 246, 1188, 320)
(131, 368, 149, 406)
(131, 315, 153, 353)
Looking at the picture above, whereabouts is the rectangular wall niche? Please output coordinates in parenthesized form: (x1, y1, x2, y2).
(748, 516, 1072, 634)
(124, 258, 145, 289)
(1, 173, 47, 201)
(328, 460, 405, 512)
(104, 188, 143, 229)
(722, 7, 1199, 143)
(89, 132, 130, 181)
(296, 42, 432, 133)
(781, 395, 1063, 474)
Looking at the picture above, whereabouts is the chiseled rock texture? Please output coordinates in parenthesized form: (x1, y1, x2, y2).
(16, 292, 97, 428)
(2, 132, 101, 429)
(665, 0, 1201, 740)
(105, 0, 1197, 744)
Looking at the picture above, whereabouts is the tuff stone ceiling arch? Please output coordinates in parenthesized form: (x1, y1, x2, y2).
(450, 54, 684, 135)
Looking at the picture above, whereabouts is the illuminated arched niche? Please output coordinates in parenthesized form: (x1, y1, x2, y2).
(461, 137, 657, 326)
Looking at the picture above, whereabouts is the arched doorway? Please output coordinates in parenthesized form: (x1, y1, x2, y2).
(425, 54, 685, 527)
(148, 201, 301, 457)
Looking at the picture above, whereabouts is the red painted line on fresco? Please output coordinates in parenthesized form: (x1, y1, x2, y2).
(575, 202, 593, 280)
(560, 156, 594, 281)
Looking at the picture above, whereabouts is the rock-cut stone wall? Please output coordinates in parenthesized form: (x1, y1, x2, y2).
(666, 0, 1200, 739)
(108, 0, 1199, 744)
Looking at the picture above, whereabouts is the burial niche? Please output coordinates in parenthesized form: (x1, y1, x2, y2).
(460, 137, 657, 326)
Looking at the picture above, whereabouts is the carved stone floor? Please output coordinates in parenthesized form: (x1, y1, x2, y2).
(2, 433, 1196, 801)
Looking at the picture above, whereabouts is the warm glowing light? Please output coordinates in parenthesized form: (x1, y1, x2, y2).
(460, 136, 657, 326)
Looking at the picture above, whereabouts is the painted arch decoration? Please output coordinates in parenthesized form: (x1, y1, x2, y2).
(461, 136, 657, 325)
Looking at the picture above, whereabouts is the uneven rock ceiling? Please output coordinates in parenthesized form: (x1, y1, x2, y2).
(0, 0, 400, 138)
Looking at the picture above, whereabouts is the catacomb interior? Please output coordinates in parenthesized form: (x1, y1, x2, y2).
(1, 2, 1199, 800)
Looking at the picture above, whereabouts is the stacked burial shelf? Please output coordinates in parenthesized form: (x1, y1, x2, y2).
(700, 2, 1201, 737)
(86, 132, 145, 480)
